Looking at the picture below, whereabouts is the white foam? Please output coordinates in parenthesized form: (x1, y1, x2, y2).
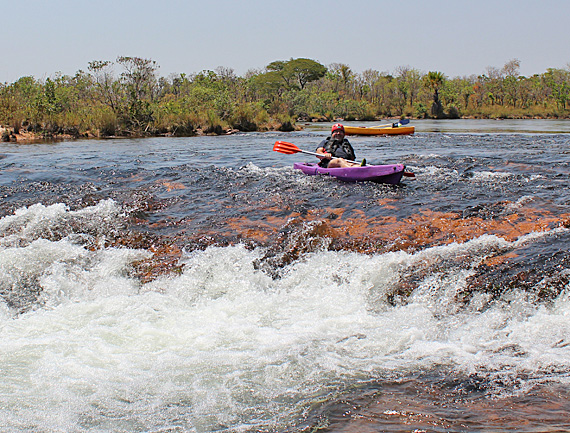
(471, 170, 513, 181)
(1, 202, 570, 430)
(0, 199, 124, 248)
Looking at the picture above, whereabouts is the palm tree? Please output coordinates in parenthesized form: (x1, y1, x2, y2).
(424, 71, 446, 118)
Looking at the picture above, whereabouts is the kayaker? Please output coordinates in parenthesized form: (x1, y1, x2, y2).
(316, 123, 363, 168)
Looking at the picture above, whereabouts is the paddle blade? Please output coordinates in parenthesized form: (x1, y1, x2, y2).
(273, 141, 302, 155)
(392, 118, 411, 127)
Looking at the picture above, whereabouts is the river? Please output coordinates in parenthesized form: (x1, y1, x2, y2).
(0, 119, 569, 432)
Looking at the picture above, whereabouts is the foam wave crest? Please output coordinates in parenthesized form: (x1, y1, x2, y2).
(1, 201, 570, 431)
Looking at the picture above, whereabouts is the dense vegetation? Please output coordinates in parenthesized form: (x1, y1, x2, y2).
(1, 57, 569, 140)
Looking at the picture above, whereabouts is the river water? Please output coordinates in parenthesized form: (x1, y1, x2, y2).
(1, 119, 570, 432)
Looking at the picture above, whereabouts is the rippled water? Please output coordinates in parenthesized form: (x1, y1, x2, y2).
(1, 120, 570, 432)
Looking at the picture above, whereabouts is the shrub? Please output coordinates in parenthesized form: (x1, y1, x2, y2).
(414, 102, 428, 118)
(230, 104, 258, 132)
(276, 114, 296, 131)
(202, 110, 225, 134)
(98, 112, 118, 137)
(10, 118, 22, 134)
(2, 128, 11, 141)
(446, 105, 460, 119)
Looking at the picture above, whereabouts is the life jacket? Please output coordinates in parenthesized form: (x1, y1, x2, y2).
(321, 137, 356, 161)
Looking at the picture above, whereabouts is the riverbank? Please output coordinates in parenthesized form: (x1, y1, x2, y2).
(0, 125, 266, 143)
(2, 116, 569, 144)
(0, 117, 303, 143)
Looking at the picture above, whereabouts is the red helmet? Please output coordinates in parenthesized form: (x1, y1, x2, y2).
(331, 123, 344, 133)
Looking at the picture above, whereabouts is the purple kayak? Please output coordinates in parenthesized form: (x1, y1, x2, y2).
(293, 162, 405, 184)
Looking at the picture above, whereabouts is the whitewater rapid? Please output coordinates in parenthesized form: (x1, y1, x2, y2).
(2, 200, 570, 431)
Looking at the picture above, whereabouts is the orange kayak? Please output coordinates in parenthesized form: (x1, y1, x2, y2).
(343, 125, 415, 136)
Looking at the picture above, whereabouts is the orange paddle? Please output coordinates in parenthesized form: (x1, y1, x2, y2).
(273, 141, 322, 157)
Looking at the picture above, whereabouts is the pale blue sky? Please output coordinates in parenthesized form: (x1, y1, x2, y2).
(2, 0, 569, 83)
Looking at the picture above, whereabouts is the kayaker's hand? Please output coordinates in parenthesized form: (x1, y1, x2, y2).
(316, 147, 331, 160)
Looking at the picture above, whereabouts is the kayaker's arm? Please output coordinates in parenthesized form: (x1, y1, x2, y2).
(316, 147, 332, 160)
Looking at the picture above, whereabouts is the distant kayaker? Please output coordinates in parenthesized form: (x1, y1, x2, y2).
(316, 123, 363, 168)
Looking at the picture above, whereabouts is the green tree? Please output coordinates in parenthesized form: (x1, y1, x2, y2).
(396, 66, 422, 108)
(424, 71, 446, 117)
(189, 70, 233, 120)
(251, 70, 287, 101)
(88, 60, 121, 114)
(503, 59, 521, 107)
(484, 66, 505, 106)
(284, 58, 327, 90)
(361, 69, 381, 103)
(116, 56, 159, 130)
(458, 76, 476, 109)
(543, 68, 570, 110)
(0, 76, 43, 127)
(266, 58, 327, 91)
(327, 63, 353, 94)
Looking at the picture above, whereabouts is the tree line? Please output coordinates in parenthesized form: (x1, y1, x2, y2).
(1, 57, 569, 140)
